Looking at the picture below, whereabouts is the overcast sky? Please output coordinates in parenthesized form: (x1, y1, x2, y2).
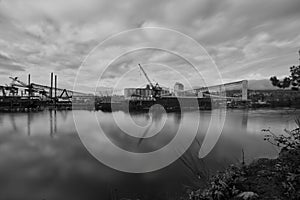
(0, 0, 299, 91)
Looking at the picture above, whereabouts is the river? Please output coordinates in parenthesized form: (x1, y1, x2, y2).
(0, 109, 299, 199)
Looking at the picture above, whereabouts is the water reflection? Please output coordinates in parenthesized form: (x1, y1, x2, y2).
(49, 110, 58, 137)
(27, 112, 31, 136)
(10, 113, 18, 132)
(0, 109, 299, 199)
(25, 110, 59, 137)
(97, 110, 182, 153)
(1, 110, 73, 137)
(136, 110, 182, 146)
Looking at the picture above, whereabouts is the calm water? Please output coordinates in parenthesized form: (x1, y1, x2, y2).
(0, 109, 299, 200)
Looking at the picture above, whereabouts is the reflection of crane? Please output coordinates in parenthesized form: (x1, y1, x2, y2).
(138, 64, 162, 98)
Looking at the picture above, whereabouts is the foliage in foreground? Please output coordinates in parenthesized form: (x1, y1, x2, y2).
(189, 118, 300, 200)
(262, 117, 300, 151)
(270, 56, 300, 90)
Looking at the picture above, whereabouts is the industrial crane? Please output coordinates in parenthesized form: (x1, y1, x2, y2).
(138, 64, 162, 98)
(9, 76, 28, 87)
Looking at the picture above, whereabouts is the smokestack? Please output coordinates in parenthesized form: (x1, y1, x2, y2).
(298, 49, 300, 65)
(55, 75, 57, 99)
(28, 74, 31, 97)
(50, 72, 53, 98)
(28, 74, 31, 85)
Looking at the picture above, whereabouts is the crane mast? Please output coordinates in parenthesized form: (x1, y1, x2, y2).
(138, 64, 154, 89)
(138, 64, 162, 98)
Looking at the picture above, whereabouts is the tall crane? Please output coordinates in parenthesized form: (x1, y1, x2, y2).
(138, 64, 154, 89)
(138, 64, 162, 98)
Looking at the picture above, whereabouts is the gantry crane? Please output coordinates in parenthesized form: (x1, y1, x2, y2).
(138, 64, 162, 98)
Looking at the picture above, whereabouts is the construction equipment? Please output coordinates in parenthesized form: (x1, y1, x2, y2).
(138, 64, 162, 98)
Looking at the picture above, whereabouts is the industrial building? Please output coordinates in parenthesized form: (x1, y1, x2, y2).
(174, 82, 184, 96)
(124, 85, 170, 100)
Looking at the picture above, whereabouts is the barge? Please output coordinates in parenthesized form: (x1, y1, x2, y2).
(95, 96, 212, 112)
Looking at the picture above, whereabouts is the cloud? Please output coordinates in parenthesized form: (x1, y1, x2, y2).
(0, 51, 11, 61)
(0, 0, 299, 88)
(0, 62, 25, 71)
(0, 50, 26, 71)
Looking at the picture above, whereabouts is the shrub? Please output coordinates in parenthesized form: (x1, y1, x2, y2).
(262, 117, 300, 151)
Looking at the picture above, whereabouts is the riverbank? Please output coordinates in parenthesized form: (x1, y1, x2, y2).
(188, 147, 300, 200)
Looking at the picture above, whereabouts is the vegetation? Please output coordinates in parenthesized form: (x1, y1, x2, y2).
(270, 60, 300, 90)
(262, 118, 300, 151)
(188, 118, 300, 200)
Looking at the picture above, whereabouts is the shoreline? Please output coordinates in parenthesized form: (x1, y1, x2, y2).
(188, 147, 300, 200)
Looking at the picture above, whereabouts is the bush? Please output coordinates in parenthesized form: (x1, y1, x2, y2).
(262, 117, 300, 151)
(188, 117, 300, 200)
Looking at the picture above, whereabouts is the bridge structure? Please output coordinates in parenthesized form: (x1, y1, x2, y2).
(186, 80, 248, 101)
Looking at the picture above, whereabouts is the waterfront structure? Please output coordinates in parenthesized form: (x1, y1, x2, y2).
(2, 74, 299, 112)
(124, 85, 170, 100)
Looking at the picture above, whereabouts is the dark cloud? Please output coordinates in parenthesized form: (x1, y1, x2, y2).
(0, 62, 25, 71)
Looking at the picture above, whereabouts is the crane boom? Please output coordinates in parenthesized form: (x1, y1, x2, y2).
(138, 64, 154, 88)
(9, 77, 28, 87)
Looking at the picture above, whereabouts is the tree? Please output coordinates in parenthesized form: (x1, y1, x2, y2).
(270, 57, 300, 91)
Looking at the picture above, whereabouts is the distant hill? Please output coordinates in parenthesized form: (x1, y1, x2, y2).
(248, 79, 278, 90)
(192, 79, 281, 91)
